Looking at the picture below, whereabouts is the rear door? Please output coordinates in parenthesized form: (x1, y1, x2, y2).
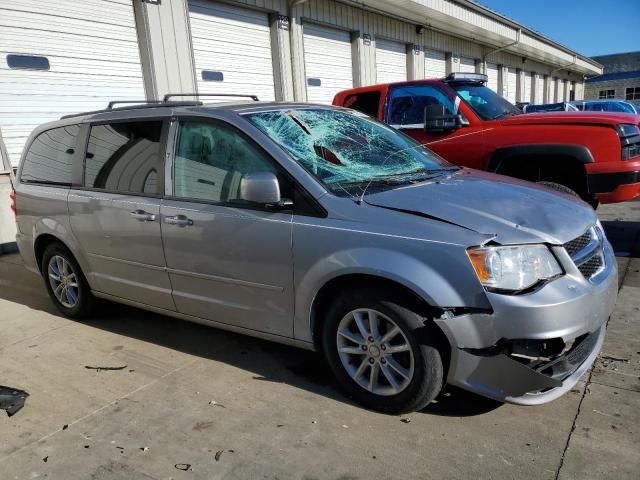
(68, 119, 174, 310)
(160, 117, 294, 336)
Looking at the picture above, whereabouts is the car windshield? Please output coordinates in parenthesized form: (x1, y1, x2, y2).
(451, 83, 521, 120)
(246, 108, 455, 196)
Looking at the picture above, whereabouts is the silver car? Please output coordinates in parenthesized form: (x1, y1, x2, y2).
(13, 100, 618, 413)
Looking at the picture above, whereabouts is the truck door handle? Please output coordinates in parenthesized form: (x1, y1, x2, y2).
(164, 214, 193, 226)
(129, 210, 156, 221)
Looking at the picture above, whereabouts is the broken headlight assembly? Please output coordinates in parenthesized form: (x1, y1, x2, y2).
(467, 245, 563, 293)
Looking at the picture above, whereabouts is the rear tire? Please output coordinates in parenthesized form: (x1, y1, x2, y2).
(41, 242, 94, 318)
(322, 288, 443, 414)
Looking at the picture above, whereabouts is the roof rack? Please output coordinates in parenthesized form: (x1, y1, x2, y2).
(60, 100, 202, 119)
(163, 93, 260, 102)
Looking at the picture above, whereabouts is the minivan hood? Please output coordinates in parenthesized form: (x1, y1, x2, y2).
(364, 169, 597, 245)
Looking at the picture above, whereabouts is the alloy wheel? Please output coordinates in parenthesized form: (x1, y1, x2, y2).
(47, 255, 79, 308)
(336, 308, 415, 396)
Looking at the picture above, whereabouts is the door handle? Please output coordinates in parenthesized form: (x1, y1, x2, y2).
(130, 209, 156, 221)
(164, 214, 193, 226)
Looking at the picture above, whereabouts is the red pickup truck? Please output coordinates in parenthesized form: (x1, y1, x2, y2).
(333, 73, 640, 206)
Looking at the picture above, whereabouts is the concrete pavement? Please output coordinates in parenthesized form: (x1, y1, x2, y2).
(0, 202, 638, 480)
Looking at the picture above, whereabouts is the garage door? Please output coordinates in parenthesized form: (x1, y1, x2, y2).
(0, 0, 145, 167)
(458, 57, 476, 73)
(486, 63, 498, 92)
(523, 72, 533, 103)
(535, 75, 544, 104)
(376, 39, 407, 84)
(303, 24, 353, 104)
(557, 80, 566, 102)
(425, 49, 446, 79)
(504, 67, 517, 103)
(189, 1, 275, 102)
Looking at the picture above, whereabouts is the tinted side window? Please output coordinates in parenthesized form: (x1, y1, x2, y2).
(173, 121, 276, 204)
(21, 125, 79, 185)
(84, 121, 163, 194)
(343, 92, 381, 117)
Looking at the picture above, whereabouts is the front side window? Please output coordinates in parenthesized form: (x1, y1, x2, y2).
(21, 125, 79, 185)
(387, 85, 457, 127)
(173, 121, 276, 204)
(84, 121, 163, 194)
(451, 83, 521, 120)
(246, 108, 454, 197)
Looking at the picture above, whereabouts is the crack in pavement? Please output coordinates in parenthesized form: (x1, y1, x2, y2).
(553, 256, 634, 480)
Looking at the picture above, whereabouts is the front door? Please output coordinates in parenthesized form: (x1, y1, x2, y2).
(385, 84, 485, 169)
(68, 120, 175, 310)
(160, 119, 294, 337)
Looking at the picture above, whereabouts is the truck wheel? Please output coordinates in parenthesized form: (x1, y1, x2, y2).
(537, 181, 580, 197)
(322, 289, 443, 414)
(537, 181, 599, 209)
(41, 242, 94, 318)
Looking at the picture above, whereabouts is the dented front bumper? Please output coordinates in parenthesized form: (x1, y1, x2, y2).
(435, 242, 618, 405)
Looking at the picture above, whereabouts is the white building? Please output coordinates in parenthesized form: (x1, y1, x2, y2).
(0, 0, 603, 250)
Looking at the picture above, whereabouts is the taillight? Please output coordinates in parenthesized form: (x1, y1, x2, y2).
(9, 190, 16, 215)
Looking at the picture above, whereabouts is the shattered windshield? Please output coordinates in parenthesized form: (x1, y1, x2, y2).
(246, 108, 455, 196)
(452, 84, 521, 120)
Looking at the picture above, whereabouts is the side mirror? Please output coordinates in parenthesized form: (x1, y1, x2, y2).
(424, 104, 467, 132)
(240, 171, 283, 205)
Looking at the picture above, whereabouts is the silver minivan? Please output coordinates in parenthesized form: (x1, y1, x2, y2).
(13, 100, 618, 413)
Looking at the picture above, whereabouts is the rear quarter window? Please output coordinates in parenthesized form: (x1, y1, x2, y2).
(20, 125, 79, 185)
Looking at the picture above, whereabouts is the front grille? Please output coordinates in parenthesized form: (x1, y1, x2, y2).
(535, 328, 600, 380)
(564, 231, 592, 257)
(578, 254, 604, 278)
(564, 226, 606, 281)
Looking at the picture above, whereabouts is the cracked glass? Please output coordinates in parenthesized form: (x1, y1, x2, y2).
(246, 108, 454, 196)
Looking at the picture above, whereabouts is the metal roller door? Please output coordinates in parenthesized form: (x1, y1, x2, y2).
(535, 75, 544, 103)
(303, 24, 353, 104)
(523, 72, 533, 103)
(425, 49, 446, 79)
(557, 80, 565, 102)
(551, 78, 559, 102)
(459, 57, 476, 73)
(375, 39, 407, 84)
(189, 1, 275, 102)
(486, 63, 499, 92)
(505, 67, 517, 103)
(0, 0, 145, 167)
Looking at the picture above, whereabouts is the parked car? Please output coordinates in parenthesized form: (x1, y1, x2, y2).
(13, 99, 617, 413)
(333, 73, 640, 205)
(571, 99, 638, 114)
(523, 102, 579, 113)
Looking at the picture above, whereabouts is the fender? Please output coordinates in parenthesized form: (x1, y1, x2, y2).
(487, 144, 595, 172)
(293, 247, 491, 344)
(31, 217, 94, 288)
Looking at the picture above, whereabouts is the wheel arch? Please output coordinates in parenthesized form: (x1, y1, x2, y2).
(488, 144, 593, 198)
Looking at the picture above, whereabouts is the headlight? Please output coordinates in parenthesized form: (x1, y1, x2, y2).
(616, 124, 640, 139)
(467, 245, 562, 292)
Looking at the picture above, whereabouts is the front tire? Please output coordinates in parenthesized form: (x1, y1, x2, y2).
(322, 289, 443, 414)
(41, 243, 94, 318)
